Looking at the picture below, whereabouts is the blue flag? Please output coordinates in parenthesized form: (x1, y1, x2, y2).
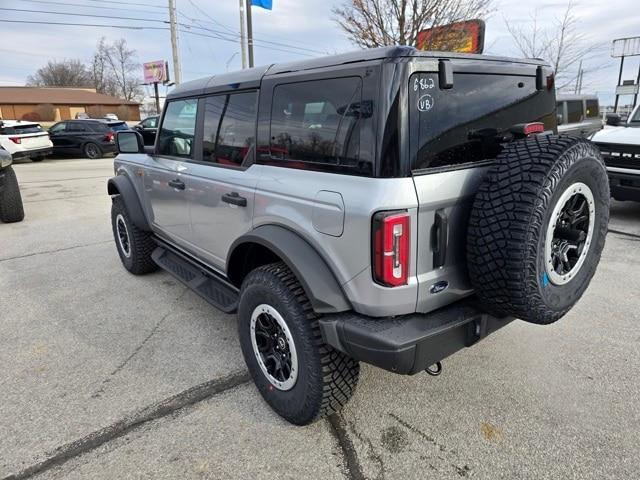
(251, 0, 272, 9)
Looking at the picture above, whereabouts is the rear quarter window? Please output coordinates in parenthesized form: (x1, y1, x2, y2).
(586, 100, 599, 118)
(566, 101, 584, 123)
(264, 76, 370, 176)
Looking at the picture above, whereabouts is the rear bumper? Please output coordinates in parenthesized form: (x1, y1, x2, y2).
(608, 169, 640, 202)
(11, 147, 52, 159)
(319, 301, 514, 375)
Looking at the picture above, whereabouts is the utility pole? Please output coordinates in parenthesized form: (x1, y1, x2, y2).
(168, 0, 181, 84)
(239, 0, 247, 69)
(245, 0, 254, 68)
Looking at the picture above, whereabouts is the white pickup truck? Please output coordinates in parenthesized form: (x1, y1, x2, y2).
(591, 105, 640, 202)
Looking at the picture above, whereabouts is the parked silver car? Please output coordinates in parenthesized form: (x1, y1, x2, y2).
(107, 47, 609, 425)
(557, 94, 603, 137)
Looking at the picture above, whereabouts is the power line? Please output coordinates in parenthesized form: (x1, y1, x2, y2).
(0, 7, 168, 24)
(65, 0, 166, 8)
(0, 19, 168, 30)
(20, 0, 168, 16)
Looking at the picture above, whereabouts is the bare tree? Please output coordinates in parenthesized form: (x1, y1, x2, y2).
(27, 59, 91, 87)
(332, 0, 493, 48)
(92, 38, 143, 101)
(504, 1, 606, 91)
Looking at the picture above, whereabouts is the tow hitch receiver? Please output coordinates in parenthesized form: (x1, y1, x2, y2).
(425, 362, 442, 376)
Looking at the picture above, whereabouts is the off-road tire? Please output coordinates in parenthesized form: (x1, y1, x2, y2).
(110, 195, 158, 274)
(0, 166, 25, 223)
(84, 142, 103, 159)
(467, 135, 609, 324)
(238, 262, 359, 425)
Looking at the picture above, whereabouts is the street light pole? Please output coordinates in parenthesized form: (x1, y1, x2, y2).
(245, 0, 254, 68)
(239, 0, 247, 69)
(168, 0, 181, 84)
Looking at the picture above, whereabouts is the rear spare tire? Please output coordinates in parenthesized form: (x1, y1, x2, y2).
(0, 166, 25, 223)
(467, 135, 609, 325)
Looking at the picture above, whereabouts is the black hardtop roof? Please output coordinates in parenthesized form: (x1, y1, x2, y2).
(168, 46, 548, 100)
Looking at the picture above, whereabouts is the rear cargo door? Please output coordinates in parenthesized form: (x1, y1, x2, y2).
(409, 63, 556, 314)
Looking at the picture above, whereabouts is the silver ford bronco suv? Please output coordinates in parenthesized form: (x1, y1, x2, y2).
(108, 47, 609, 425)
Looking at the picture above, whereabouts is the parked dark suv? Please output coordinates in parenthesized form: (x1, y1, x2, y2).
(109, 47, 609, 425)
(49, 119, 130, 159)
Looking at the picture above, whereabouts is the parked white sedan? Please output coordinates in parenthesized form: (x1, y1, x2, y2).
(0, 120, 53, 162)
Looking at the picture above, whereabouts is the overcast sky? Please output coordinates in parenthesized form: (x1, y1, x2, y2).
(1, 0, 638, 106)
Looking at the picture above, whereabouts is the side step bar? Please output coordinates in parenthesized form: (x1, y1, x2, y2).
(152, 245, 239, 313)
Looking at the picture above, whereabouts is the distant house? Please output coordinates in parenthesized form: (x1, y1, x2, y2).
(0, 87, 141, 121)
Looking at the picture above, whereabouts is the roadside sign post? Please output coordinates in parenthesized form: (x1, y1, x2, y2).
(143, 60, 170, 115)
(611, 37, 640, 112)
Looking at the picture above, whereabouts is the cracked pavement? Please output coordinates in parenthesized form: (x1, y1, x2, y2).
(1, 158, 639, 479)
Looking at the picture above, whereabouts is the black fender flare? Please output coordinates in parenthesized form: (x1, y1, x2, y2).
(107, 175, 151, 231)
(228, 225, 351, 314)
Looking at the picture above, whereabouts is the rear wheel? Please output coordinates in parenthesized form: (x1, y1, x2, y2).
(467, 135, 609, 324)
(238, 262, 359, 425)
(84, 142, 103, 159)
(0, 166, 25, 223)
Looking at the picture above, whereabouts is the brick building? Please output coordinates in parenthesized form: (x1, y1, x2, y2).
(0, 87, 141, 121)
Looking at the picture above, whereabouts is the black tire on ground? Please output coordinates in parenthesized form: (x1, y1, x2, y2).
(110, 195, 158, 274)
(84, 142, 103, 159)
(467, 135, 609, 325)
(0, 166, 25, 223)
(238, 262, 359, 425)
(30, 157, 44, 162)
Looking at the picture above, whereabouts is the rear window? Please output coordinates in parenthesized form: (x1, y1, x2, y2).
(0, 124, 44, 135)
(264, 77, 369, 175)
(586, 100, 599, 118)
(409, 72, 556, 171)
(566, 101, 584, 123)
(109, 122, 129, 132)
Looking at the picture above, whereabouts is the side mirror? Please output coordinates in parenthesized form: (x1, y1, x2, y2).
(606, 113, 622, 127)
(116, 130, 144, 154)
(0, 150, 12, 168)
(133, 124, 143, 131)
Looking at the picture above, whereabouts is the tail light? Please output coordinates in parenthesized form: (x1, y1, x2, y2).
(9, 137, 21, 144)
(105, 132, 114, 142)
(510, 122, 545, 137)
(372, 211, 410, 287)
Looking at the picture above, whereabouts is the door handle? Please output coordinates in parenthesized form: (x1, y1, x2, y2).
(432, 209, 448, 268)
(221, 191, 247, 207)
(168, 179, 185, 190)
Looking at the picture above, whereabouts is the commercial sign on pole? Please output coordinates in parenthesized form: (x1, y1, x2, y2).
(143, 60, 169, 84)
(611, 36, 640, 112)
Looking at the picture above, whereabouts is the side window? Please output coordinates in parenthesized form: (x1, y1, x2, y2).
(268, 77, 363, 173)
(556, 102, 565, 124)
(142, 117, 158, 128)
(586, 100, 599, 118)
(567, 101, 584, 123)
(49, 122, 66, 133)
(67, 123, 88, 132)
(157, 99, 197, 158)
(201, 92, 257, 166)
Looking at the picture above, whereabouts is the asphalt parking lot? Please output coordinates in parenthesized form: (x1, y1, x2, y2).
(1, 157, 639, 480)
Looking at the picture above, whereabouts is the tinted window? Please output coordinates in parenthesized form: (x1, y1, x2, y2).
(409, 72, 556, 171)
(142, 117, 158, 128)
(157, 99, 197, 158)
(67, 122, 88, 132)
(201, 92, 256, 166)
(586, 100, 599, 118)
(556, 102, 566, 124)
(0, 124, 44, 135)
(109, 122, 129, 132)
(567, 101, 584, 123)
(86, 122, 108, 132)
(49, 123, 66, 133)
(267, 77, 364, 174)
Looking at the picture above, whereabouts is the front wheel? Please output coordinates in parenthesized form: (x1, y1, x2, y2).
(0, 166, 25, 223)
(110, 196, 158, 274)
(238, 262, 359, 425)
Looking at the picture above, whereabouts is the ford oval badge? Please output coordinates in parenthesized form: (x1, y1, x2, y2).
(430, 281, 449, 294)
